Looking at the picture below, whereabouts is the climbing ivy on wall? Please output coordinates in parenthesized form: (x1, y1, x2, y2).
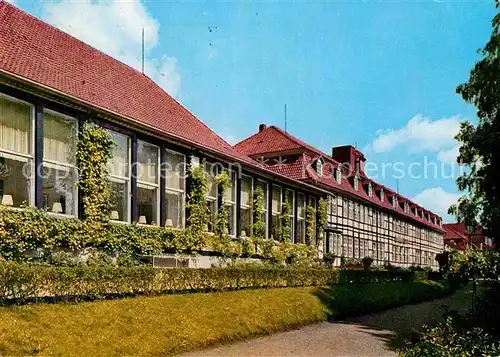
(76, 123, 114, 225)
(252, 186, 266, 239)
(185, 164, 209, 251)
(281, 196, 292, 242)
(215, 171, 231, 238)
(306, 204, 316, 247)
(317, 197, 328, 248)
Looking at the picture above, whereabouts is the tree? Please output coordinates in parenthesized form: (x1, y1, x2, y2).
(449, 3, 500, 248)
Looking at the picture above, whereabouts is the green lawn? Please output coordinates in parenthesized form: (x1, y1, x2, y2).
(0, 281, 450, 356)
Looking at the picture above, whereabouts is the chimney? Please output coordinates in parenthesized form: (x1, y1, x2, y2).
(331, 145, 366, 174)
(259, 123, 267, 132)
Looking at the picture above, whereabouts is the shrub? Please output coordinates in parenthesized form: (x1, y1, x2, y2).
(401, 316, 500, 357)
(0, 206, 319, 265)
(0, 263, 339, 303)
(362, 256, 374, 271)
(0, 262, 431, 304)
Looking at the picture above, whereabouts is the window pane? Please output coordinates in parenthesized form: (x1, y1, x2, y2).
(206, 199, 217, 233)
(165, 190, 184, 228)
(205, 163, 217, 198)
(43, 112, 76, 165)
(42, 165, 77, 215)
(136, 185, 158, 224)
(297, 193, 305, 219)
(109, 180, 128, 222)
(257, 180, 268, 211)
(227, 204, 236, 236)
(241, 175, 252, 207)
(0, 96, 31, 155)
(166, 151, 185, 191)
(137, 141, 159, 184)
(0, 155, 31, 207)
(223, 171, 236, 203)
(240, 206, 252, 237)
(285, 189, 294, 209)
(272, 185, 281, 213)
(108, 131, 129, 178)
(271, 214, 281, 240)
(296, 219, 305, 244)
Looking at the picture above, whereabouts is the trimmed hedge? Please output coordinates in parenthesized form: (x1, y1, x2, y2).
(0, 207, 316, 265)
(0, 262, 430, 304)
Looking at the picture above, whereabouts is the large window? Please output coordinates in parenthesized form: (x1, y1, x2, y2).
(108, 130, 130, 222)
(42, 110, 77, 216)
(296, 192, 306, 244)
(205, 162, 218, 233)
(240, 175, 253, 237)
(0, 95, 33, 208)
(256, 179, 268, 239)
(165, 150, 185, 228)
(136, 140, 160, 225)
(271, 185, 282, 240)
(223, 170, 237, 236)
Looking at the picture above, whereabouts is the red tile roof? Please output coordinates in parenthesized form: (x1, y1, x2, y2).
(235, 125, 445, 233)
(236, 125, 334, 160)
(0, 1, 253, 164)
(443, 224, 469, 241)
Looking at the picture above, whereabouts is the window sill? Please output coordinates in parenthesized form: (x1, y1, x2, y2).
(46, 212, 77, 220)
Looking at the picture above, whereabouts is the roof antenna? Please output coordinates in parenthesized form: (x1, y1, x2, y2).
(284, 104, 287, 133)
(396, 178, 399, 194)
(141, 27, 145, 75)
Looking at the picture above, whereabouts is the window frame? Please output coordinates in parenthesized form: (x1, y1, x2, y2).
(42, 108, 79, 217)
(108, 129, 132, 223)
(0, 93, 35, 207)
(239, 174, 253, 237)
(136, 139, 161, 225)
(165, 148, 186, 228)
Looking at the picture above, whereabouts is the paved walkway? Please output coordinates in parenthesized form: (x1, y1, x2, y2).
(182, 286, 473, 357)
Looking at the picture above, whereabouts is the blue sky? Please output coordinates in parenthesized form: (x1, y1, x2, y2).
(11, 0, 497, 221)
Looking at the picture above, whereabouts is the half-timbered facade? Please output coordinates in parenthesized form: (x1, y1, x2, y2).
(235, 125, 444, 269)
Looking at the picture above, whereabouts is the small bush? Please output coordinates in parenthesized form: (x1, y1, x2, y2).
(401, 316, 500, 357)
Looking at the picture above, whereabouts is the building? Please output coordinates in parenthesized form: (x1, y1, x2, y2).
(0, 1, 444, 268)
(235, 125, 444, 268)
(443, 222, 494, 250)
(443, 224, 469, 251)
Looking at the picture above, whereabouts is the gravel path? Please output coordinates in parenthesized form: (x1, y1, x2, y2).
(182, 286, 473, 357)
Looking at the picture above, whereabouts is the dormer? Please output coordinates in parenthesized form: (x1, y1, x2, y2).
(353, 175, 359, 191)
(378, 188, 385, 202)
(313, 157, 324, 176)
(334, 166, 341, 183)
(412, 206, 418, 216)
(367, 182, 373, 197)
(392, 195, 398, 208)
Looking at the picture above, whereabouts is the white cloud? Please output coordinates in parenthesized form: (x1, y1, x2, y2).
(437, 145, 460, 164)
(369, 114, 462, 163)
(41, 0, 181, 97)
(412, 187, 461, 222)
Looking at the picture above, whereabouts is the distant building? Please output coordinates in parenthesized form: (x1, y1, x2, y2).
(443, 222, 494, 250)
(235, 125, 444, 269)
